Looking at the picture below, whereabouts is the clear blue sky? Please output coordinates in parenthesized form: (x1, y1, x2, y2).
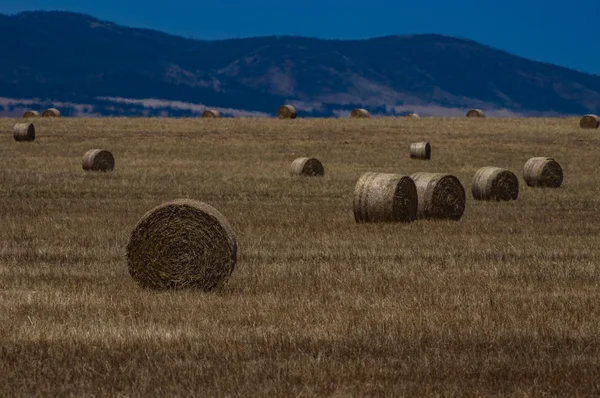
(2, 0, 599, 74)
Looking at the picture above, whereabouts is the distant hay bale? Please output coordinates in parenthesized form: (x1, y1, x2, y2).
(353, 172, 418, 223)
(523, 157, 563, 188)
(277, 105, 297, 119)
(23, 110, 39, 118)
(82, 149, 115, 172)
(126, 199, 237, 291)
(405, 113, 420, 119)
(290, 157, 324, 177)
(350, 108, 370, 118)
(202, 109, 221, 118)
(466, 109, 485, 118)
(580, 114, 599, 129)
(410, 142, 431, 160)
(42, 108, 61, 117)
(13, 123, 35, 142)
(471, 167, 519, 201)
(411, 172, 466, 220)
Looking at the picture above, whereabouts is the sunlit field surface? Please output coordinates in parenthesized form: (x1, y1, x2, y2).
(1, 117, 599, 396)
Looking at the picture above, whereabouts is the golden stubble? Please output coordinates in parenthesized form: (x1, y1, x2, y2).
(1, 116, 599, 396)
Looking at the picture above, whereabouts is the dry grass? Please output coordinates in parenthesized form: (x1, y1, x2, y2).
(1, 116, 600, 396)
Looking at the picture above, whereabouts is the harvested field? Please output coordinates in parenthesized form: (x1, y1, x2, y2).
(1, 116, 600, 396)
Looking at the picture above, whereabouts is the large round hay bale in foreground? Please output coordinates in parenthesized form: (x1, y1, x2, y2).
(411, 172, 466, 220)
(42, 108, 60, 117)
(580, 114, 599, 129)
(277, 105, 297, 119)
(82, 149, 115, 172)
(290, 157, 324, 177)
(410, 142, 431, 160)
(466, 109, 485, 118)
(523, 157, 563, 188)
(405, 113, 420, 119)
(471, 167, 518, 201)
(13, 123, 35, 142)
(202, 109, 220, 118)
(354, 172, 418, 223)
(23, 110, 39, 118)
(127, 199, 237, 291)
(350, 108, 370, 118)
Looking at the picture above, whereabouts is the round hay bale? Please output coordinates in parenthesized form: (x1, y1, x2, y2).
(410, 142, 431, 160)
(523, 157, 563, 188)
(13, 123, 35, 142)
(353, 172, 418, 223)
(405, 113, 420, 119)
(126, 199, 237, 291)
(23, 110, 39, 118)
(277, 105, 297, 119)
(350, 108, 370, 118)
(410, 172, 466, 220)
(471, 167, 519, 201)
(42, 108, 61, 117)
(290, 157, 324, 177)
(82, 149, 115, 172)
(580, 114, 599, 129)
(466, 109, 485, 118)
(202, 109, 221, 118)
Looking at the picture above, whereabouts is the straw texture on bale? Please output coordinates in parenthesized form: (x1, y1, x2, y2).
(353, 172, 418, 223)
(23, 110, 39, 118)
(466, 109, 485, 118)
(471, 166, 519, 201)
(580, 114, 600, 129)
(350, 108, 370, 118)
(290, 157, 324, 177)
(411, 172, 466, 220)
(523, 157, 563, 188)
(410, 142, 431, 160)
(126, 199, 237, 291)
(202, 109, 221, 118)
(277, 105, 297, 119)
(13, 123, 35, 142)
(42, 108, 60, 117)
(82, 149, 115, 172)
(405, 113, 420, 119)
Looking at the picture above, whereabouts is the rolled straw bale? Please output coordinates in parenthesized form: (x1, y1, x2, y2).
(580, 114, 599, 129)
(410, 142, 431, 160)
(277, 105, 297, 119)
(350, 108, 370, 118)
(466, 109, 485, 118)
(23, 110, 39, 118)
(410, 172, 466, 220)
(353, 172, 418, 223)
(202, 109, 220, 118)
(523, 157, 563, 188)
(82, 149, 115, 172)
(42, 108, 60, 117)
(471, 167, 518, 201)
(405, 113, 420, 119)
(126, 199, 237, 291)
(13, 123, 35, 142)
(290, 157, 324, 177)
